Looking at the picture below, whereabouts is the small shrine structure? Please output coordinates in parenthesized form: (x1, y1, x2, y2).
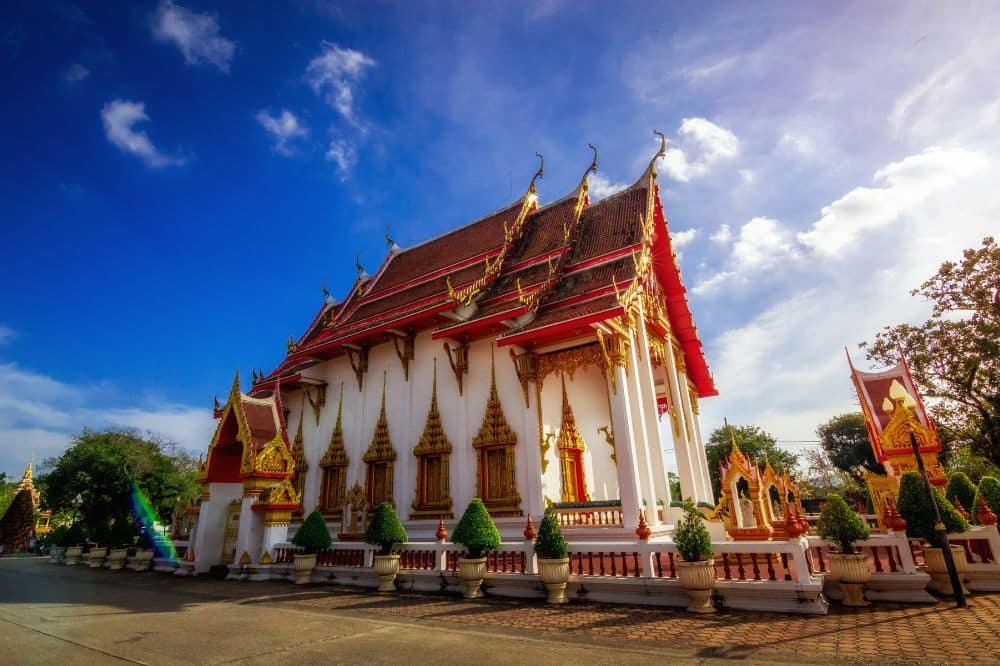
(847, 347, 947, 531)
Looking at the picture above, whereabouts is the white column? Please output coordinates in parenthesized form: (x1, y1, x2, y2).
(623, 336, 658, 527)
(680, 374, 713, 503)
(678, 372, 710, 504)
(517, 353, 545, 521)
(631, 313, 673, 521)
(662, 339, 701, 502)
(606, 355, 643, 532)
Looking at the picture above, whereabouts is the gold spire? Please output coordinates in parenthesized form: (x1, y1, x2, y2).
(556, 374, 585, 452)
(414, 360, 452, 456)
(363, 372, 396, 463)
(320, 383, 348, 467)
(472, 348, 517, 449)
(291, 397, 306, 473)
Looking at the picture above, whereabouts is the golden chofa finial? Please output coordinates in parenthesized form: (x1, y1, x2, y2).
(385, 226, 396, 249)
(528, 152, 544, 195)
(355, 253, 365, 276)
(648, 130, 667, 174)
(586, 142, 598, 177)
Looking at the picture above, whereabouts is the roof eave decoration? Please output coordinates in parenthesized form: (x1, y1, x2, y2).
(445, 153, 544, 308)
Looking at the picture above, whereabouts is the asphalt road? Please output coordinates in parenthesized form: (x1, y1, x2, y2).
(0, 557, 736, 665)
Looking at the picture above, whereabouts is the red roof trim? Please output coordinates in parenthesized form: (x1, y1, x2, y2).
(497, 304, 625, 348)
(564, 242, 643, 273)
(358, 247, 506, 305)
(431, 305, 526, 340)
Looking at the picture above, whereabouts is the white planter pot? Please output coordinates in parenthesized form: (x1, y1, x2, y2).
(537, 558, 570, 604)
(458, 556, 488, 599)
(135, 549, 155, 572)
(49, 546, 67, 563)
(827, 552, 871, 607)
(64, 546, 83, 566)
(87, 547, 108, 568)
(924, 545, 969, 596)
(107, 549, 128, 571)
(676, 560, 716, 614)
(292, 553, 317, 584)
(373, 554, 401, 592)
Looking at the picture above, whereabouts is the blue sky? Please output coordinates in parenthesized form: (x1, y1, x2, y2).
(2, 1, 999, 478)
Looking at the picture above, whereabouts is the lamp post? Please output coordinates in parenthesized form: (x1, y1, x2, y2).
(908, 430, 966, 607)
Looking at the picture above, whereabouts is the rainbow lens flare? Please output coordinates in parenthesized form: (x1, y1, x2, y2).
(130, 482, 178, 562)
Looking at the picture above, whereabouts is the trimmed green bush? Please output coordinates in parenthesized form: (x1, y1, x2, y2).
(674, 499, 713, 562)
(451, 498, 501, 558)
(945, 472, 977, 517)
(897, 471, 969, 542)
(976, 476, 1000, 520)
(109, 518, 138, 548)
(292, 510, 332, 554)
(816, 493, 870, 554)
(364, 502, 408, 555)
(64, 522, 86, 546)
(534, 507, 568, 560)
(46, 525, 69, 548)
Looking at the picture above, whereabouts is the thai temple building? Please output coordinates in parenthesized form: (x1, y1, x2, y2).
(189, 137, 719, 572)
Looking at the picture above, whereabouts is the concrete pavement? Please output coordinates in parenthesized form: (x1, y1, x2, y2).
(2, 556, 996, 664)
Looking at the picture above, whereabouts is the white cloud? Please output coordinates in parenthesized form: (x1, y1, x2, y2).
(672, 228, 697, 249)
(709, 224, 732, 244)
(661, 117, 740, 182)
(588, 173, 628, 201)
(694, 216, 798, 294)
(682, 55, 739, 83)
(798, 147, 989, 258)
(152, 0, 235, 72)
(777, 132, 816, 157)
(64, 63, 89, 83)
(256, 109, 308, 156)
(306, 42, 376, 122)
(0, 361, 213, 478)
(325, 138, 356, 179)
(100, 100, 185, 168)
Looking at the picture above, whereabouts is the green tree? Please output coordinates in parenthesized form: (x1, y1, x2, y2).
(43, 427, 199, 543)
(705, 424, 797, 499)
(0, 473, 16, 519)
(816, 413, 885, 484)
(862, 237, 1000, 468)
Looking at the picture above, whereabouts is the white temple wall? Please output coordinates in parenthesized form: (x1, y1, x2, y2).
(294, 332, 543, 534)
(194, 482, 242, 572)
(536, 364, 617, 503)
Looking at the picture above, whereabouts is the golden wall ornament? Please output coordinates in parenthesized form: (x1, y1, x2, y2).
(363, 372, 396, 507)
(597, 425, 617, 464)
(541, 432, 555, 474)
(595, 329, 630, 393)
(446, 253, 504, 306)
(556, 374, 589, 502)
(411, 360, 454, 518)
(471, 348, 522, 516)
(536, 343, 605, 390)
(306, 384, 327, 426)
(346, 344, 369, 392)
(319, 383, 349, 518)
(259, 550, 273, 565)
(390, 329, 416, 381)
(509, 348, 537, 408)
(443, 339, 469, 396)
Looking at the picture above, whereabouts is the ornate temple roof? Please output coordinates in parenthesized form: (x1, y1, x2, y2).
(252, 140, 716, 398)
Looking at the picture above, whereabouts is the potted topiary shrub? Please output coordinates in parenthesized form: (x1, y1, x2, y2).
(63, 524, 86, 566)
(534, 507, 569, 604)
(364, 502, 408, 592)
(976, 476, 1000, 521)
(291, 510, 332, 584)
(451, 499, 501, 599)
(106, 519, 136, 571)
(897, 471, 970, 595)
(946, 472, 977, 522)
(130, 529, 157, 572)
(816, 493, 871, 606)
(673, 500, 715, 614)
(87, 524, 109, 569)
(47, 526, 69, 564)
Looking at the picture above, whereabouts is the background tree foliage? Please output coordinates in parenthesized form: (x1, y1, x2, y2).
(816, 413, 884, 484)
(862, 236, 999, 468)
(43, 428, 199, 543)
(705, 424, 797, 499)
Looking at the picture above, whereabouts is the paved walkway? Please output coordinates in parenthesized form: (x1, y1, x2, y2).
(1, 557, 997, 664)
